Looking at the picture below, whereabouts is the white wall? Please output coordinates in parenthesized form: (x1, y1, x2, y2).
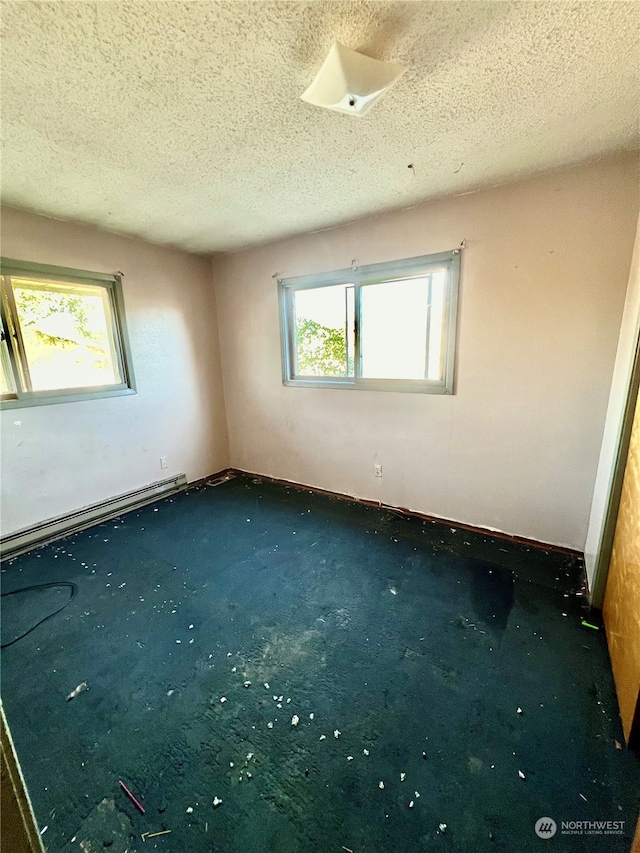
(213, 155, 639, 551)
(584, 216, 640, 590)
(0, 207, 229, 535)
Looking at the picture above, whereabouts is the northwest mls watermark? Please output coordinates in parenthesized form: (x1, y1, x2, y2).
(535, 817, 625, 839)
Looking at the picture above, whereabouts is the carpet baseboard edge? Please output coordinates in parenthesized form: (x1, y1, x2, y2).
(226, 467, 584, 561)
(1, 474, 189, 561)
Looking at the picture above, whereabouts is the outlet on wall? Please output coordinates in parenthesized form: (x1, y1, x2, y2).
(160, 456, 168, 470)
(374, 464, 382, 478)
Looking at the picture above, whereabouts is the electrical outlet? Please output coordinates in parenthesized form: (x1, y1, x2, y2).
(374, 464, 382, 478)
(160, 456, 168, 470)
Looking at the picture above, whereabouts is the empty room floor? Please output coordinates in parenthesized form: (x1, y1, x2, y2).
(1, 476, 638, 853)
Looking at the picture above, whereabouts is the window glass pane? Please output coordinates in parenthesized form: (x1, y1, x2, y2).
(11, 278, 121, 392)
(427, 272, 447, 380)
(360, 276, 431, 380)
(1, 338, 16, 395)
(293, 283, 354, 377)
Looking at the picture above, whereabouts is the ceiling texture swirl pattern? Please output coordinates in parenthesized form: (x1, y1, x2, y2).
(1, 1, 638, 253)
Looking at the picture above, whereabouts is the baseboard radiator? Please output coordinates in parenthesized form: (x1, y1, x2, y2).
(0, 474, 187, 562)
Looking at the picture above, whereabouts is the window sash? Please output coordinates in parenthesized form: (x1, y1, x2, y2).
(279, 250, 460, 394)
(0, 258, 135, 408)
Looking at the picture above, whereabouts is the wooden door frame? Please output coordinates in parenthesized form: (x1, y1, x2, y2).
(0, 704, 45, 852)
(591, 329, 640, 609)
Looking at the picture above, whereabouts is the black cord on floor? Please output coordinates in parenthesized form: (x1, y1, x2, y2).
(1, 582, 77, 649)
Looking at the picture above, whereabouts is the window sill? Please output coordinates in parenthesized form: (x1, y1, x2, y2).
(283, 378, 452, 394)
(0, 386, 137, 410)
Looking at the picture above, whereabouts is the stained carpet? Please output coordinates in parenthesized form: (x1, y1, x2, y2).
(1, 475, 638, 852)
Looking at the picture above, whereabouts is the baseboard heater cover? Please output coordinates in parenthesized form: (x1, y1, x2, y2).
(1, 474, 187, 561)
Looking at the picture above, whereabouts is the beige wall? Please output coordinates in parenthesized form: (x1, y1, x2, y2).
(213, 156, 639, 551)
(0, 208, 229, 535)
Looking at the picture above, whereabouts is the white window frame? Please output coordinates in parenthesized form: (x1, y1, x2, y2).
(279, 250, 461, 394)
(0, 258, 136, 409)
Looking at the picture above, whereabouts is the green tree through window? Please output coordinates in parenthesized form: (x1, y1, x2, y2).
(1, 259, 135, 407)
(14, 287, 100, 344)
(295, 318, 349, 376)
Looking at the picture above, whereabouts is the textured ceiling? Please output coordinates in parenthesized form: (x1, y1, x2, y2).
(1, 1, 638, 254)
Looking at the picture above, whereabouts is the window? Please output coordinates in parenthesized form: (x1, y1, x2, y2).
(279, 250, 460, 393)
(0, 259, 135, 408)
